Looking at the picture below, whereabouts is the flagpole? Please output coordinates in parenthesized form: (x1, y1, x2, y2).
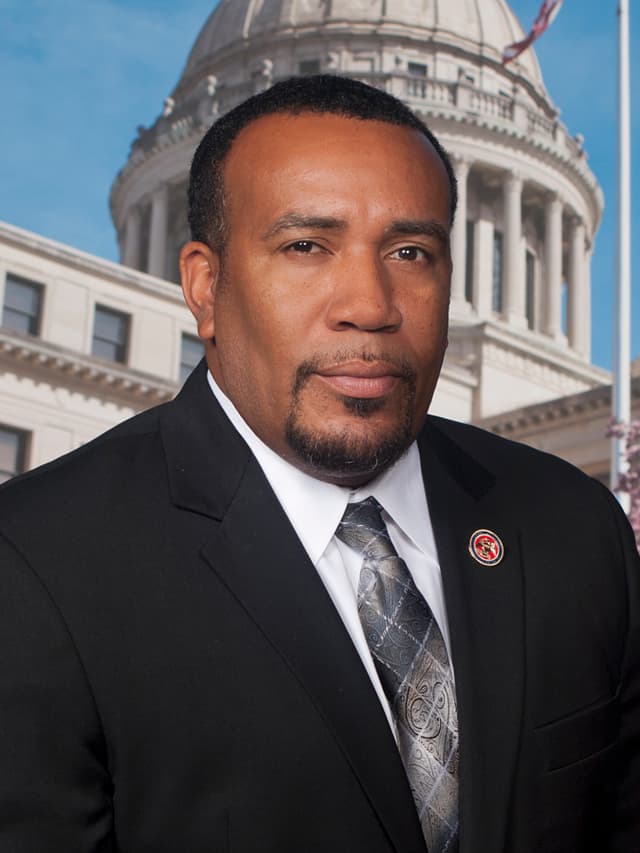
(612, 0, 631, 509)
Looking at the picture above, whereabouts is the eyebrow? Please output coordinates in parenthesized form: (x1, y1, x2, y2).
(386, 220, 450, 247)
(262, 213, 450, 246)
(263, 214, 348, 240)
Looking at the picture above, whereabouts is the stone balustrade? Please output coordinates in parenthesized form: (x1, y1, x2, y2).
(114, 71, 589, 193)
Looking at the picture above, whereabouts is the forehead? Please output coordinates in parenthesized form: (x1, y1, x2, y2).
(223, 112, 451, 221)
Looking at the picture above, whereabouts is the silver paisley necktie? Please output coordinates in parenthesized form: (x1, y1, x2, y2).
(337, 497, 459, 853)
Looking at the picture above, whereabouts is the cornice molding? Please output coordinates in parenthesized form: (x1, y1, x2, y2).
(448, 320, 610, 385)
(0, 330, 178, 406)
(439, 358, 478, 388)
(480, 375, 640, 435)
(0, 221, 185, 307)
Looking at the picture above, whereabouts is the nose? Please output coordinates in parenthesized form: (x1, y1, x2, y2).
(325, 252, 402, 332)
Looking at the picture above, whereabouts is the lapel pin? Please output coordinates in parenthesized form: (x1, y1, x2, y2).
(469, 529, 505, 566)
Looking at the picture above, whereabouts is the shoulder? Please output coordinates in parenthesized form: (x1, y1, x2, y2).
(423, 414, 639, 586)
(0, 401, 170, 527)
(425, 413, 594, 486)
(421, 414, 622, 527)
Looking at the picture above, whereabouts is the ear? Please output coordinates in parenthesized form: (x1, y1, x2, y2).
(180, 241, 220, 341)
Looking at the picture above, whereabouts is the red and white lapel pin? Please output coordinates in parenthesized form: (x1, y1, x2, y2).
(468, 529, 505, 566)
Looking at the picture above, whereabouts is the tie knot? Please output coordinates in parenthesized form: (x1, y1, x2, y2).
(336, 497, 394, 558)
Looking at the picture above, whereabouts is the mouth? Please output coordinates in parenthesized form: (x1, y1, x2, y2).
(314, 360, 403, 399)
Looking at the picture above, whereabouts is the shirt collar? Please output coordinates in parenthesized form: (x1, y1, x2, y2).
(206, 371, 432, 563)
(351, 443, 433, 559)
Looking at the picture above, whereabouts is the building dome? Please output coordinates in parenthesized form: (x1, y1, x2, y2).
(181, 0, 545, 98)
(110, 0, 606, 423)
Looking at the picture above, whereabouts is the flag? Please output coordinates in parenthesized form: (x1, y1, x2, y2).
(502, 0, 563, 65)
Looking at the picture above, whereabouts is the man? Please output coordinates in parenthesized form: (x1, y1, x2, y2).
(0, 75, 638, 853)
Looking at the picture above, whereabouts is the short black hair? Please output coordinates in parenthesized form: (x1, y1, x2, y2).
(187, 74, 458, 251)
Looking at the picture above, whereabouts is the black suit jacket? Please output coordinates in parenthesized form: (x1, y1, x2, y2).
(1, 362, 639, 852)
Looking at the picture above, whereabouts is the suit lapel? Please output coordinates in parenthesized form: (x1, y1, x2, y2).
(419, 420, 525, 853)
(201, 460, 428, 853)
(161, 366, 427, 853)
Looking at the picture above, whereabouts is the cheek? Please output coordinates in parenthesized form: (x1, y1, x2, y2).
(402, 290, 449, 351)
(215, 289, 302, 399)
(233, 278, 323, 367)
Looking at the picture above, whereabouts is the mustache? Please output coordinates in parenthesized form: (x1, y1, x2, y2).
(292, 350, 416, 396)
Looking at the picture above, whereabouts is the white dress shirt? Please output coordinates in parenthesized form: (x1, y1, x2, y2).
(207, 371, 452, 735)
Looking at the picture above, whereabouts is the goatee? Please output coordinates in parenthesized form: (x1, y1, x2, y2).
(284, 352, 417, 483)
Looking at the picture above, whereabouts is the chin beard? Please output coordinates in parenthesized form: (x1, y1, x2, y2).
(284, 353, 417, 483)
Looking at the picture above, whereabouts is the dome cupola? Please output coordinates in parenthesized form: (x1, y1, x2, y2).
(110, 0, 604, 422)
(181, 0, 546, 99)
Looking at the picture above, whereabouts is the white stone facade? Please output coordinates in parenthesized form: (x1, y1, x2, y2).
(0, 0, 619, 481)
(0, 222, 198, 476)
(481, 364, 640, 484)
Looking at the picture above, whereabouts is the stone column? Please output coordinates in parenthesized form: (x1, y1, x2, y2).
(474, 207, 494, 318)
(544, 193, 563, 340)
(122, 206, 142, 270)
(568, 218, 586, 355)
(582, 245, 592, 361)
(148, 186, 169, 279)
(450, 157, 471, 310)
(502, 172, 526, 326)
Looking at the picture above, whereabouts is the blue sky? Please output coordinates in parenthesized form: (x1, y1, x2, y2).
(1, 0, 637, 369)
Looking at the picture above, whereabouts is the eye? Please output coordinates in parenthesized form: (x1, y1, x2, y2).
(284, 240, 323, 254)
(389, 245, 431, 262)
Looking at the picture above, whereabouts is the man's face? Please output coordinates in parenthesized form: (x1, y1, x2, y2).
(182, 112, 452, 486)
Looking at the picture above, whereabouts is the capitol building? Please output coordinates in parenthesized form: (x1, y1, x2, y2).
(1, 0, 637, 483)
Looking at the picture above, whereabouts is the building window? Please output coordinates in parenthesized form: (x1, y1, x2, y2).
(465, 220, 475, 304)
(492, 231, 504, 313)
(180, 333, 204, 383)
(299, 59, 320, 75)
(407, 62, 428, 77)
(92, 305, 130, 363)
(2, 273, 43, 335)
(526, 250, 536, 329)
(0, 425, 27, 483)
(406, 62, 428, 97)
